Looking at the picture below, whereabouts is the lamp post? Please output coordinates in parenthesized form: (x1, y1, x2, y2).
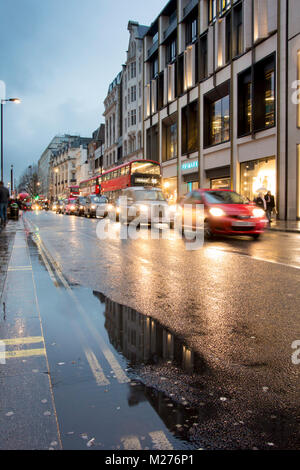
(1, 98, 21, 182)
(10, 164, 13, 195)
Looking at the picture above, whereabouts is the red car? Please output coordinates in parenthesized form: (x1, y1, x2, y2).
(179, 189, 267, 239)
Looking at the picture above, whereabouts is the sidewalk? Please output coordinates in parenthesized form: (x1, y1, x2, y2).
(267, 220, 300, 234)
(0, 220, 18, 300)
(0, 218, 61, 450)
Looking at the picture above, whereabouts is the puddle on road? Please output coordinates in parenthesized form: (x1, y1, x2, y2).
(27, 235, 216, 450)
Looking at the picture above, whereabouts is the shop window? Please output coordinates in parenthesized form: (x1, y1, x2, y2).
(182, 101, 198, 155)
(211, 177, 231, 189)
(240, 158, 276, 202)
(238, 68, 252, 136)
(204, 83, 230, 147)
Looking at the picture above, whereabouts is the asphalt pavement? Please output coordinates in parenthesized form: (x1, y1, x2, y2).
(1, 211, 300, 450)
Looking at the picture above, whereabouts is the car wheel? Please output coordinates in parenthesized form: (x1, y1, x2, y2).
(252, 234, 261, 240)
(204, 219, 213, 239)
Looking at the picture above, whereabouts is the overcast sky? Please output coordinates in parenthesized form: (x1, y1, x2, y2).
(0, 0, 165, 184)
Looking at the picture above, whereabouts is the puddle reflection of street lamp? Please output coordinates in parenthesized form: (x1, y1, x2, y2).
(1, 98, 21, 181)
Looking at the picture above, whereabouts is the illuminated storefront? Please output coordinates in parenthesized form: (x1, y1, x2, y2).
(240, 157, 276, 202)
(162, 177, 177, 203)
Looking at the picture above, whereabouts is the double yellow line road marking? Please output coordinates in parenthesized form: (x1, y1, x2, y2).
(0, 336, 46, 360)
(27, 219, 130, 387)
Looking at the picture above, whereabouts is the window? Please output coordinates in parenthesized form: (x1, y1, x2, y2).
(204, 83, 230, 147)
(128, 88, 130, 104)
(131, 109, 136, 126)
(186, 16, 198, 46)
(163, 121, 177, 162)
(151, 57, 158, 79)
(253, 55, 276, 131)
(208, 0, 217, 23)
(225, 13, 231, 63)
(131, 61, 136, 79)
(139, 106, 142, 123)
(139, 81, 142, 98)
(167, 38, 177, 64)
(139, 56, 142, 74)
(220, 0, 231, 15)
(238, 68, 252, 136)
(182, 101, 198, 154)
(233, 3, 243, 57)
(146, 125, 159, 161)
(131, 85, 136, 102)
(177, 54, 184, 95)
(199, 34, 208, 80)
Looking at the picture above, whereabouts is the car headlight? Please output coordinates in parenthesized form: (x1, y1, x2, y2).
(91, 205, 96, 209)
(80, 206, 83, 209)
(252, 208, 265, 218)
(70, 205, 75, 210)
(108, 204, 114, 211)
(116, 207, 120, 214)
(209, 207, 225, 217)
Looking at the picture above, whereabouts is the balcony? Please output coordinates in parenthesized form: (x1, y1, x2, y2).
(163, 16, 177, 41)
(147, 40, 158, 60)
(183, 0, 198, 19)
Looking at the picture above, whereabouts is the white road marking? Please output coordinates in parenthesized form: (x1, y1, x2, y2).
(149, 431, 173, 450)
(84, 348, 110, 387)
(121, 436, 142, 450)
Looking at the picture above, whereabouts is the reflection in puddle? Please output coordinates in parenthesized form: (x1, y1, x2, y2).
(93, 291, 206, 375)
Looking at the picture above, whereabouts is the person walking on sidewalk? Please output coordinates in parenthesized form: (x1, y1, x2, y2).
(264, 191, 276, 224)
(0, 181, 10, 227)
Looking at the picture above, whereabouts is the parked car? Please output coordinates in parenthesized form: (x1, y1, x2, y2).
(74, 197, 87, 216)
(64, 198, 77, 215)
(118, 187, 176, 228)
(84, 195, 106, 218)
(178, 189, 267, 239)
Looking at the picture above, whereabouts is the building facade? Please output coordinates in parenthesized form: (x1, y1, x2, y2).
(143, 0, 300, 219)
(122, 21, 149, 162)
(87, 124, 105, 176)
(38, 135, 76, 199)
(49, 136, 91, 199)
(103, 71, 123, 170)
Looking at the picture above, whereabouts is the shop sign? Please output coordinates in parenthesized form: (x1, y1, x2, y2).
(181, 161, 198, 171)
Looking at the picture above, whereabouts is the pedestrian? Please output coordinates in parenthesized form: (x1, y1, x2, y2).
(0, 181, 10, 227)
(254, 192, 266, 211)
(265, 190, 276, 224)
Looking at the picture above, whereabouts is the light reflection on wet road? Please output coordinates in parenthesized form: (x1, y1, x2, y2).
(20, 212, 300, 449)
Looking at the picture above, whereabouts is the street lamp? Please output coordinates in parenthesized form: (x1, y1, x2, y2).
(1, 98, 21, 182)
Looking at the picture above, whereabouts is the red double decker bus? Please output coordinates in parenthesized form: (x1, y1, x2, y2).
(79, 160, 161, 200)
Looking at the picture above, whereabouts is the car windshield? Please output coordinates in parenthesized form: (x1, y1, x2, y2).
(205, 191, 247, 205)
(91, 196, 101, 203)
(79, 197, 86, 203)
(134, 190, 165, 202)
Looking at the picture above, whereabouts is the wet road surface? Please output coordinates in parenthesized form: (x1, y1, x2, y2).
(1, 211, 300, 449)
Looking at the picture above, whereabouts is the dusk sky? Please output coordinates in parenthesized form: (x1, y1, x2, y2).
(0, 0, 165, 185)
